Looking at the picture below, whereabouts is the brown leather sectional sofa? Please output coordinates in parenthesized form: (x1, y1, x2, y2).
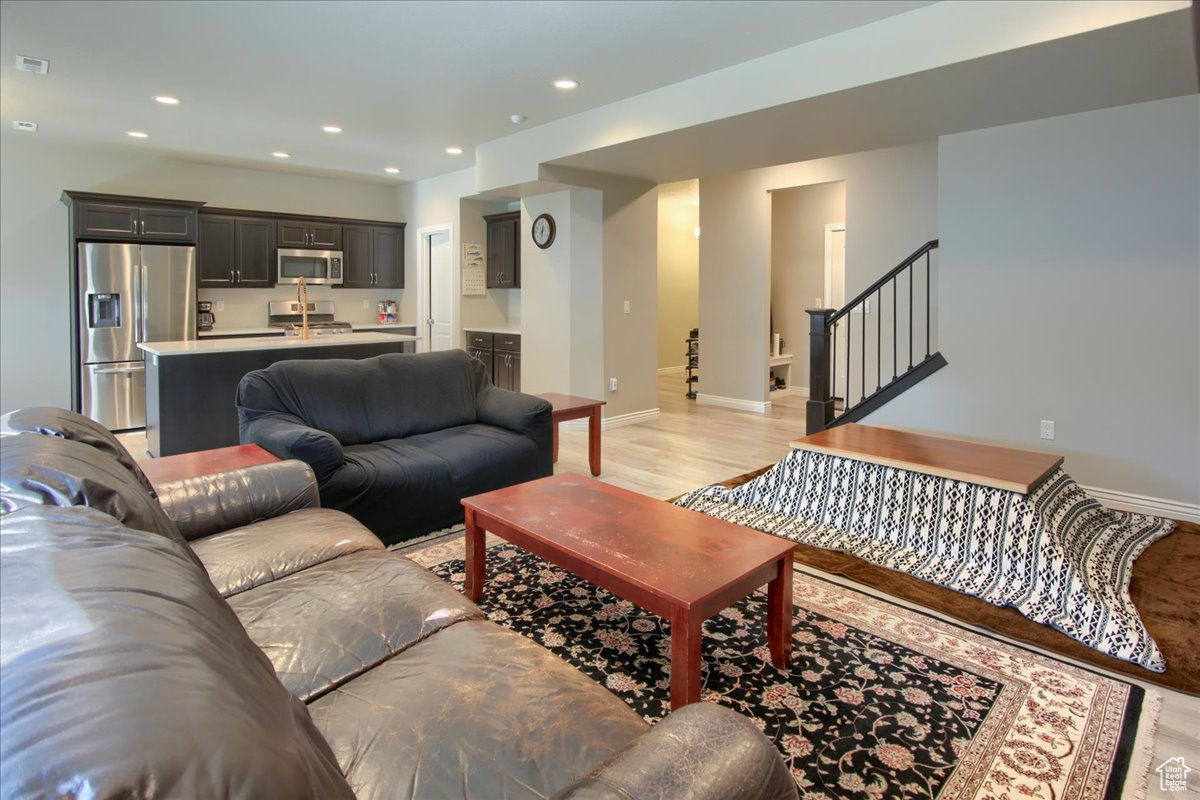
(0, 407, 798, 800)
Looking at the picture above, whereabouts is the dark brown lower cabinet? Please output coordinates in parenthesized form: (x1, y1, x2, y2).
(464, 330, 520, 391)
(493, 333, 521, 391)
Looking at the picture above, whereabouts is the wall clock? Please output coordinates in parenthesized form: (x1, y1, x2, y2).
(532, 213, 556, 249)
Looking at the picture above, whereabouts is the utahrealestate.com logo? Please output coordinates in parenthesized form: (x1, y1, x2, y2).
(1156, 757, 1191, 792)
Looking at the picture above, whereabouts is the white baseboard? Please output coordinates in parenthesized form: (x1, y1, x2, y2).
(769, 386, 809, 398)
(1079, 484, 1200, 523)
(657, 365, 685, 376)
(562, 408, 660, 432)
(696, 394, 771, 414)
(604, 408, 660, 431)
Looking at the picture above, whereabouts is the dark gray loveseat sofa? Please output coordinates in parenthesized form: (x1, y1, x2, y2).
(236, 350, 552, 544)
(0, 407, 799, 800)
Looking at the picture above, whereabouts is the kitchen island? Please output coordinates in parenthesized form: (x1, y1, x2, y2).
(139, 332, 419, 456)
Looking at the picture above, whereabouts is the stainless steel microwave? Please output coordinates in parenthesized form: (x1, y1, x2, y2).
(277, 248, 344, 285)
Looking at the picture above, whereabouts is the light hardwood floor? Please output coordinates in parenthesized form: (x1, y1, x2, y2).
(554, 375, 1199, 800)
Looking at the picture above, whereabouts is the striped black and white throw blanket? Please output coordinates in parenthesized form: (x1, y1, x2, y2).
(675, 449, 1175, 671)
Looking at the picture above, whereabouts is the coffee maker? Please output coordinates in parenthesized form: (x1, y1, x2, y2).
(197, 301, 215, 331)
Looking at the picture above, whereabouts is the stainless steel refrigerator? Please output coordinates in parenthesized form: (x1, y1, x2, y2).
(78, 242, 195, 430)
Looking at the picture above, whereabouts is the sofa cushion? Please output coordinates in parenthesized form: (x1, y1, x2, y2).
(190, 507, 385, 597)
(227, 550, 486, 702)
(321, 424, 546, 543)
(0, 406, 157, 495)
(239, 350, 483, 445)
(0, 505, 355, 800)
(306, 620, 648, 800)
(0, 434, 199, 566)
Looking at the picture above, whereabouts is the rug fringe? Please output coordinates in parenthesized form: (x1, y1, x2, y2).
(1124, 689, 1162, 800)
(386, 524, 465, 554)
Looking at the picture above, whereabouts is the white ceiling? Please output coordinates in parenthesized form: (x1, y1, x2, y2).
(544, 8, 1199, 184)
(0, 0, 933, 184)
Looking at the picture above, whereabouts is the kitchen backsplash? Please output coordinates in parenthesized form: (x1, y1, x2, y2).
(197, 286, 414, 329)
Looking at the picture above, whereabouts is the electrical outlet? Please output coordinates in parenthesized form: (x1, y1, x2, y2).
(623, 300, 630, 314)
(609, 377, 618, 393)
(362, 299, 370, 309)
(215, 300, 225, 312)
(1040, 420, 1055, 440)
(814, 297, 823, 306)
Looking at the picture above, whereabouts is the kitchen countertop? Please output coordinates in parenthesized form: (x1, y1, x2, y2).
(140, 331, 419, 356)
(462, 326, 522, 335)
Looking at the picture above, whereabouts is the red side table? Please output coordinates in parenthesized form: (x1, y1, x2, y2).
(137, 444, 280, 487)
(535, 393, 605, 476)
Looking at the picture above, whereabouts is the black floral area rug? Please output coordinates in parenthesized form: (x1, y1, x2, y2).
(406, 538, 1159, 800)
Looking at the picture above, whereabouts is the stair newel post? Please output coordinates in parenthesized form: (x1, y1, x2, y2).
(806, 308, 836, 434)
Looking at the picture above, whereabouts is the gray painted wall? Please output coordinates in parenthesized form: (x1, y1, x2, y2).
(601, 181, 659, 419)
(870, 96, 1200, 505)
(0, 137, 400, 414)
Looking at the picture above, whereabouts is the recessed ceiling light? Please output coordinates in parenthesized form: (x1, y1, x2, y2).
(322, 125, 342, 133)
(553, 79, 579, 90)
(445, 146, 463, 155)
(384, 166, 400, 174)
(154, 95, 181, 105)
(272, 151, 290, 158)
(127, 130, 149, 138)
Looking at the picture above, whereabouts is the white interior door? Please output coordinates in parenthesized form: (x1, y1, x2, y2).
(824, 224, 846, 397)
(427, 230, 453, 351)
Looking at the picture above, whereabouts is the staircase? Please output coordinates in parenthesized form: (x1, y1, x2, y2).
(806, 240, 946, 435)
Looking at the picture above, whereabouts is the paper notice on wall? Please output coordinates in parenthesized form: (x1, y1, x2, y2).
(462, 242, 486, 296)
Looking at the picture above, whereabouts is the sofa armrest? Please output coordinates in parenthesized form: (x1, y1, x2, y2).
(476, 386, 552, 440)
(551, 704, 798, 800)
(155, 460, 320, 541)
(240, 415, 345, 482)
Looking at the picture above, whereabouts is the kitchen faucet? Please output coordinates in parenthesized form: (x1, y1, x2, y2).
(297, 276, 309, 339)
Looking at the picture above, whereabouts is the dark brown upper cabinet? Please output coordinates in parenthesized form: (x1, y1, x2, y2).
(484, 211, 520, 289)
(198, 214, 275, 288)
(62, 192, 202, 243)
(277, 219, 342, 249)
(341, 224, 404, 289)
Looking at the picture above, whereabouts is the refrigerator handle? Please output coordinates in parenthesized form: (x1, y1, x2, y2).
(136, 262, 146, 343)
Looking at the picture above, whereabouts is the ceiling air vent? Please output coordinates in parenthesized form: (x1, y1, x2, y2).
(16, 55, 49, 74)
(13, 121, 38, 132)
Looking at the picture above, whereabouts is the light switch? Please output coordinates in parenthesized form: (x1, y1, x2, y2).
(623, 300, 630, 314)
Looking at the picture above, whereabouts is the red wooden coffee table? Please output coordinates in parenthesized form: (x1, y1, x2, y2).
(462, 474, 795, 709)
(535, 393, 605, 476)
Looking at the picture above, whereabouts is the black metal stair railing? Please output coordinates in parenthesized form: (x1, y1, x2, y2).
(805, 240, 946, 434)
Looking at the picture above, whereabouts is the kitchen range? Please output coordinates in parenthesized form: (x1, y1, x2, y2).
(267, 300, 354, 336)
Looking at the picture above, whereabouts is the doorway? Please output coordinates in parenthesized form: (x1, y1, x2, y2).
(768, 181, 845, 396)
(419, 226, 453, 352)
